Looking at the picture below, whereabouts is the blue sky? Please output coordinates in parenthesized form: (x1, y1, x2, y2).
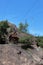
(0, 0, 43, 36)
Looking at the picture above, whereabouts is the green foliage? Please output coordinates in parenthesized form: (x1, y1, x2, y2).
(18, 22, 23, 32)
(19, 36, 32, 45)
(0, 20, 9, 35)
(18, 22, 29, 33)
(19, 37, 27, 43)
(36, 36, 43, 48)
(19, 36, 34, 50)
(38, 42, 43, 48)
(0, 20, 9, 44)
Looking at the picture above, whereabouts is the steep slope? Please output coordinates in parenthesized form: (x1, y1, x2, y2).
(7, 22, 37, 45)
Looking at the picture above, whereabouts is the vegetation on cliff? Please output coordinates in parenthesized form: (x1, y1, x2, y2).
(0, 20, 43, 48)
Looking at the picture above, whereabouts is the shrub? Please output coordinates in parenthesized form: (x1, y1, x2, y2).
(19, 36, 32, 45)
(0, 20, 9, 35)
(38, 42, 43, 48)
(0, 20, 9, 44)
(36, 36, 43, 48)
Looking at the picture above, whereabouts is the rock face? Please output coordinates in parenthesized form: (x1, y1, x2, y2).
(0, 44, 43, 65)
(9, 32, 19, 43)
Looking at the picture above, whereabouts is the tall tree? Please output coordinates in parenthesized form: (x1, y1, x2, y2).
(18, 21, 29, 33)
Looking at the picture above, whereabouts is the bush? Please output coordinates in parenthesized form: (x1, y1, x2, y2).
(0, 20, 9, 35)
(36, 37, 43, 48)
(0, 20, 9, 44)
(38, 42, 43, 48)
(19, 36, 32, 45)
